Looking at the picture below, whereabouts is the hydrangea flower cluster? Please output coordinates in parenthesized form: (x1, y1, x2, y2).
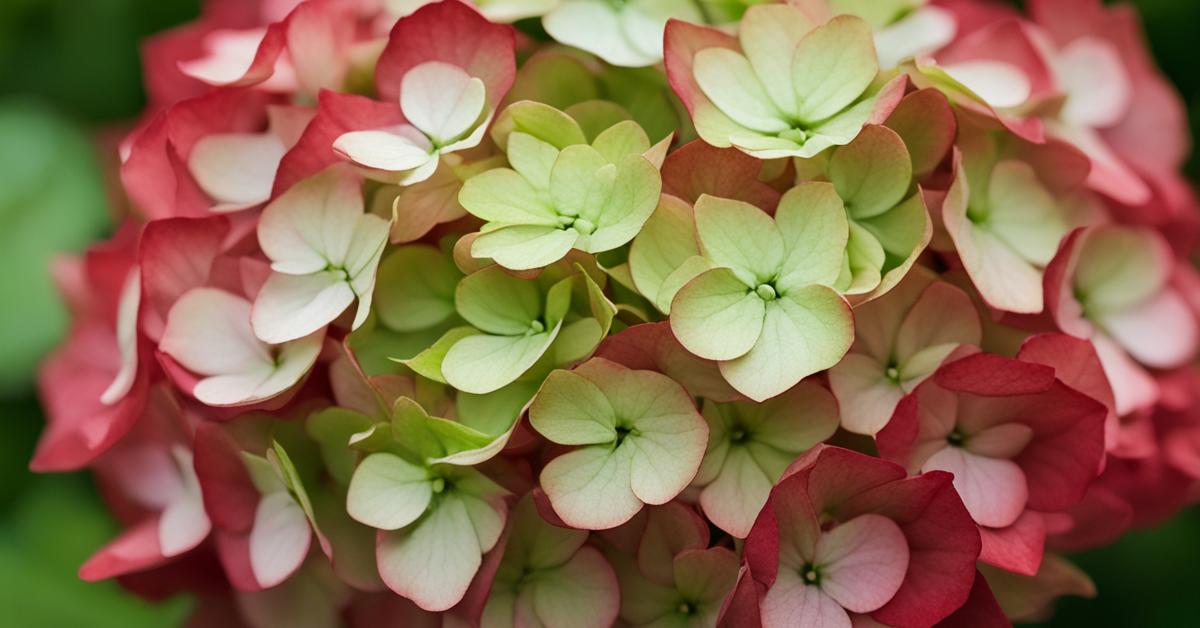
(35, 1, 1200, 626)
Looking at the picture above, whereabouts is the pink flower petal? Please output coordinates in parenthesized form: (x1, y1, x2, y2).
(816, 514, 910, 614)
(922, 446, 1028, 528)
(761, 571, 852, 628)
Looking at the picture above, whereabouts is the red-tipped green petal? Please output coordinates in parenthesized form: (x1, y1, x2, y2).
(377, 493, 499, 612)
(541, 444, 642, 530)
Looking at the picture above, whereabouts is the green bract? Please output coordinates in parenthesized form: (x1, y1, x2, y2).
(529, 358, 708, 529)
(690, 8, 891, 158)
(795, 124, 931, 302)
(459, 102, 663, 270)
(692, 382, 839, 537)
(668, 185, 855, 401)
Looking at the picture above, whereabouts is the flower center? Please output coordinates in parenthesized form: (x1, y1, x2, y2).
(779, 128, 809, 145)
(801, 563, 822, 586)
(557, 214, 596, 235)
(755, 283, 778, 301)
(946, 430, 966, 447)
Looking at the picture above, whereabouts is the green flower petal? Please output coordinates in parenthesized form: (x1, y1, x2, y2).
(455, 266, 544, 335)
(472, 224, 579, 270)
(792, 16, 879, 124)
(775, 182, 849, 292)
(375, 245, 462, 333)
(694, 48, 790, 134)
(719, 285, 853, 401)
(670, 267, 765, 361)
(459, 168, 558, 226)
(694, 194, 783, 284)
(829, 125, 913, 220)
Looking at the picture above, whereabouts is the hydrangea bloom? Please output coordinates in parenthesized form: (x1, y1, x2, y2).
(33, 0, 1200, 626)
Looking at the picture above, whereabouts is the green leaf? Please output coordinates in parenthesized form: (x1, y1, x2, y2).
(774, 182, 850, 292)
(829, 124, 913, 220)
(694, 195, 783, 285)
(345, 452, 433, 530)
(0, 104, 109, 393)
(455, 266, 543, 335)
(791, 15, 879, 124)
(669, 267, 764, 361)
(719, 285, 854, 402)
(375, 245, 462, 332)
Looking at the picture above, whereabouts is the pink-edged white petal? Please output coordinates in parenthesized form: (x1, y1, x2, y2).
(188, 132, 286, 209)
(334, 127, 435, 173)
(922, 446, 1028, 528)
(161, 288, 272, 376)
(258, 167, 365, 275)
(252, 270, 355, 344)
(249, 490, 312, 588)
(158, 448, 212, 558)
(874, 6, 956, 69)
(100, 268, 141, 405)
(160, 288, 322, 407)
(400, 61, 487, 145)
(1092, 334, 1159, 415)
(828, 353, 905, 436)
(761, 571, 852, 628)
(942, 60, 1031, 109)
(1054, 37, 1131, 129)
(178, 29, 268, 85)
(816, 514, 909, 614)
(1097, 290, 1198, 369)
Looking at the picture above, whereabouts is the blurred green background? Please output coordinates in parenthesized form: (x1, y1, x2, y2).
(0, 0, 1195, 626)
